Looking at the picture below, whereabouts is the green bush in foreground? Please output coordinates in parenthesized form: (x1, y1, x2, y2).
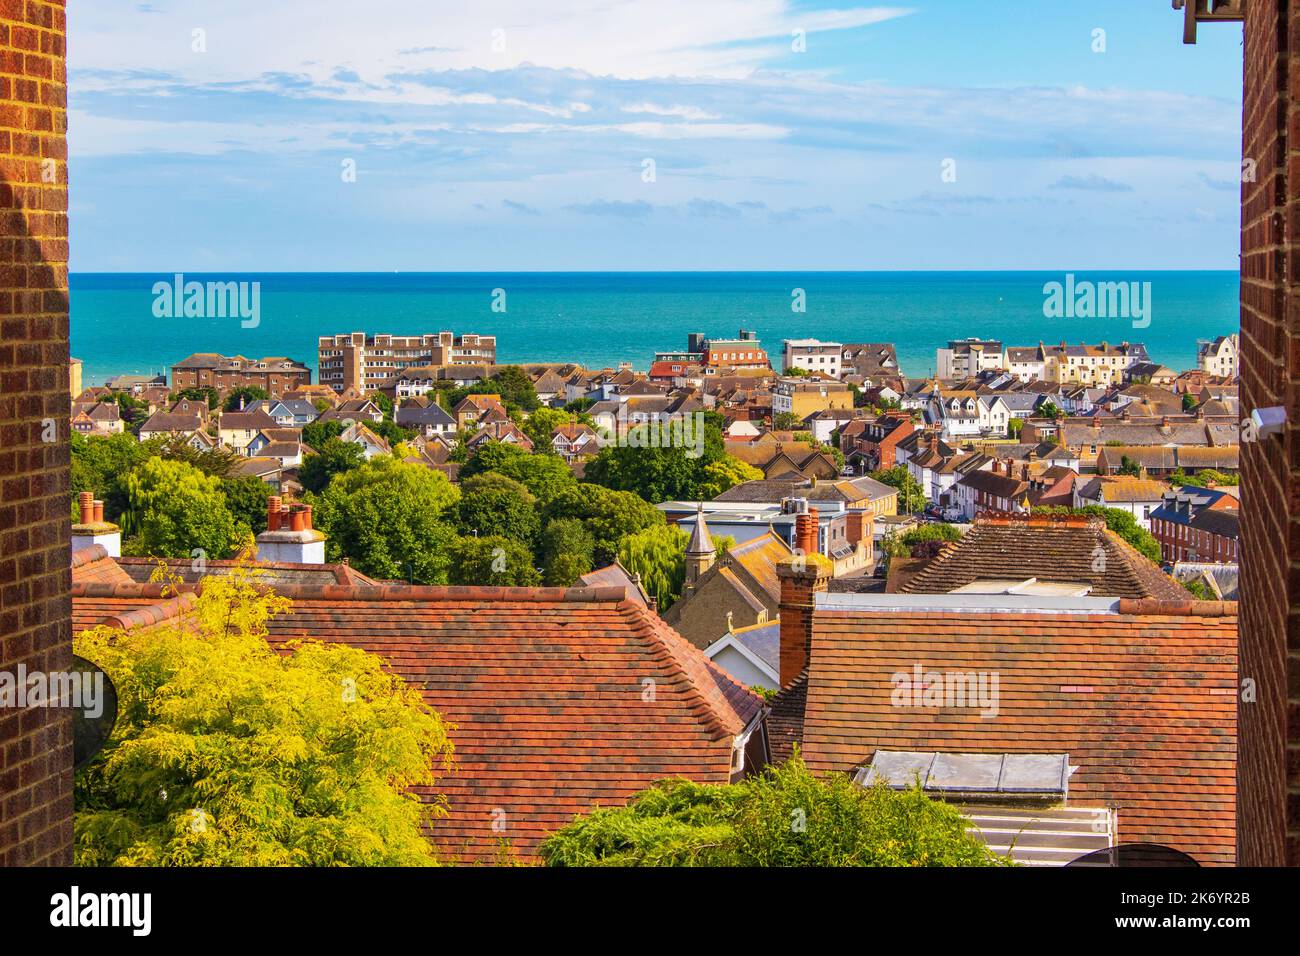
(539, 755, 1011, 867)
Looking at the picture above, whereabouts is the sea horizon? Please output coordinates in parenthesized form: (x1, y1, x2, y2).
(71, 270, 1240, 388)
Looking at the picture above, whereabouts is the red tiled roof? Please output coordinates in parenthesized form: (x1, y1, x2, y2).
(800, 599, 1237, 865)
(68, 581, 763, 864)
(71, 545, 134, 586)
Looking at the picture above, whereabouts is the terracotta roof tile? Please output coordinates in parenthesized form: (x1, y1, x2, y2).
(802, 601, 1237, 865)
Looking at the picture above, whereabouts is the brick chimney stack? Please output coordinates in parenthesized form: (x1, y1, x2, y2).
(776, 549, 833, 687)
(255, 498, 326, 564)
(795, 507, 820, 557)
(71, 490, 122, 558)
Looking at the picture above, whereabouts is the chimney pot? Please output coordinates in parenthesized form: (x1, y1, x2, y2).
(93, 500, 104, 524)
(267, 495, 283, 532)
(78, 491, 94, 525)
(290, 508, 307, 532)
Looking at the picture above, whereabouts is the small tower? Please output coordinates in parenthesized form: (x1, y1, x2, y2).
(684, 503, 716, 588)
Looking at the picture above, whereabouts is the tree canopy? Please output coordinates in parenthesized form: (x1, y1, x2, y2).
(123, 458, 250, 560)
(870, 466, 927, 513)
(314, 458, 460, 583)
(74, 564, 453, 865)
(539, 755, 1009, 867)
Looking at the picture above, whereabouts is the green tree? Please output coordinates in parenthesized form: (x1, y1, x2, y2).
(454, 472, 541, 547)
(74, 565, 453, 866)
(1008, 417, 1024, 439)
(157, 434, 241, 478)
(71, 431, 156, 522)
(773, 411, 802, 431)
(171, 386, 220, 409)
(1182, 393, 1199, 412)
(1118, 455, 1143, 478)
(870, 466, 927, 513)
(539, 518, 596, 586)
(584, 421, 724, 503)
(123, 458, 250, 559)
(219, 475, 273, 535)
(521, 407, 574, 451)
(297, 437, 366, 494)
(617, 524, 688, 610)
(223, 385, 269, 412)
(315, 458, 460, 583)
(901, 523, 962, 547)
(1039, 401, 1062, 420)
(539, 755, 1008, 867)
(448, 535, 541, 586)
(695, 456, 764, 500)
(302, 419, 346, 450)
(543, 483, 665, 565)
(459, 440, 578, 502)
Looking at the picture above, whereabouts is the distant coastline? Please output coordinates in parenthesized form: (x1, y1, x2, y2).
(71, 271, 1240, 387)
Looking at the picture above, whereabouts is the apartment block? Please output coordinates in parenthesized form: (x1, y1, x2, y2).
(783, 338, 842, 378)
(171, 353, 311, 398)
(317, 331, 497, 393)
(935, 338, 1003, 378)
(1198, 333, 1239, 379)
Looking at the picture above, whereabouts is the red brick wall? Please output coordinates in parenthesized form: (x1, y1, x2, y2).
(1239, 0, 1296, 867)
(0, 0, 71, 866)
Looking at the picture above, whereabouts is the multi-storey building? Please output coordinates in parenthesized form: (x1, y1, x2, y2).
(783, 338, 842, 377)
(171, 353, 311, 398)
(935, 338, 1004, 378)
(702, 329, 769, 369)
(1198, 333, 1239, 379)
(1050, 341, 1150, 386)
(317, 331, 498, 393)
(771, 377, 854, 419)
(1149, 487, 1240, 565)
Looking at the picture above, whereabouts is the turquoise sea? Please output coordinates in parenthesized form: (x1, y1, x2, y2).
(70, 272, 1240, 387)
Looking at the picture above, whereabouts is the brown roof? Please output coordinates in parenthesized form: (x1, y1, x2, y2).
(71, 545, 133, 586)
(800, 597, 1237, 865)
(899, 513, 1189, 600)
(69, 580, 762, 864)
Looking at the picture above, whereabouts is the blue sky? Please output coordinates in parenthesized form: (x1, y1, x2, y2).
(69, 1, 1245, 271)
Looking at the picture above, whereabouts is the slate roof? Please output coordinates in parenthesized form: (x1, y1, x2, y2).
(898, 513, 1188, 600)
(799, 596, 1237, 865)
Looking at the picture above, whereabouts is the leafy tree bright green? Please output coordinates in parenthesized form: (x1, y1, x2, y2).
(219, 475, 273, 535)
(297, 437, 366, 494)
(460, 441, 578, 502)
(617, 524, 688, 610)
(302, 419, 347, 450)
(71, 431, 157, 522)
(696, 456, 764, 500)
(539, 518, 596, 586)
(448, 535, 541, 587)
(315, 458, 460, 583)
(223, 385, 269, 412)
(543, 483, 665, 565)
(454, 473, 541, 547)
(870, 466, 927, 513)
(772, 411, 802, 431)
(539, 755, 1009, 867)
(74, 564, 453, 866)
(123, 458, 250, 559)
(583, 421, 725, 503)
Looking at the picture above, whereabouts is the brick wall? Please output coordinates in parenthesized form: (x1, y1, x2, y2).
(0, 0, 71, 866)
(1239, 0, 1298, 867)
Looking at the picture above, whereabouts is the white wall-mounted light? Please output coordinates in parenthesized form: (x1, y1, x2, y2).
(1252, 406, 1287, 438)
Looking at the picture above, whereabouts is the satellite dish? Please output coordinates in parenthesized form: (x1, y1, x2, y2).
(71, 655, 118, 770)
(1066, 843, 1200, 867)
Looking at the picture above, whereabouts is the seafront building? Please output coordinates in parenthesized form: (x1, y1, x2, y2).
(317, 331, 497, 393)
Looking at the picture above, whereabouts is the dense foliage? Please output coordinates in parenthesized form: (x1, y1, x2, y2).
(122, 458, 250, 560)
(1032, 505, 1163, 564)
(74, 564, 453, 865)
(870, 465, 927, 513)
(539, 756, 1009, 867)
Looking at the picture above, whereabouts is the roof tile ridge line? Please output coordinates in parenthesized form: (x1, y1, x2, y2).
(103, 590, 199, 631)
(618, 601, 741, 742)
(1116, 598, 1238, 618)
(70, 543, 110, 568)
(71, 580, 197, 598)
